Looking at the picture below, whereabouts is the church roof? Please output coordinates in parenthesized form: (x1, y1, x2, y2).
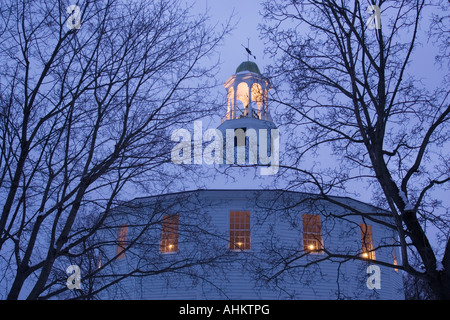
(129, 189, 390, 216)
(236, 61, 261, 74)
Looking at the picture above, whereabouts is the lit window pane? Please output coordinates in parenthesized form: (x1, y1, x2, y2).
(229, 211, 250, 250)
(302, 214, 323, 253)
(116, 224, 128, 260)
(392, 238, 398, 272)
(360, 223, 376, 260)
(160, 214, 179, 253)
(236, 82, 249, 117)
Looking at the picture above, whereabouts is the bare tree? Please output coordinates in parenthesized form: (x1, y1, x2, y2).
(403, 254, 435, 300)
(36, 192, 233, 300)
(260, 0, 450, 299)
(0, 0, 231, 299)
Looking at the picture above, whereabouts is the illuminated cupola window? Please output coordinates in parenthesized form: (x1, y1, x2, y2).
(222, 61, 272, 123)
(216, 59, 279, 175)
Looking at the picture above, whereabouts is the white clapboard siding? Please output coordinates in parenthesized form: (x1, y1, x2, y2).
(97, 189, 404, 300)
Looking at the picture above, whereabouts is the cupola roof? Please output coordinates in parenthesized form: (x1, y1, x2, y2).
(235, 61, 261, 75)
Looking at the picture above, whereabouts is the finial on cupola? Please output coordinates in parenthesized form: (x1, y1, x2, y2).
(241, 38, 256, 61)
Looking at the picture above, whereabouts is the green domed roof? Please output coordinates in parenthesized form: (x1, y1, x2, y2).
(236, 61, 261, 74)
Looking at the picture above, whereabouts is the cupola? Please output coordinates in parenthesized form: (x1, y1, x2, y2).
(221, 61, 274, 124)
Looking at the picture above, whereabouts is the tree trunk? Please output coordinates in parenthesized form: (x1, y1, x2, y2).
(428, 271, 450, 300)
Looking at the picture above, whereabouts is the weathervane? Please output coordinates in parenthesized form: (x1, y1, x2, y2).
(241, 38, 256, 61)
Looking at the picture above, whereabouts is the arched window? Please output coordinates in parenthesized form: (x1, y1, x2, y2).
(251, 83, 263, 119)
(236, 82, 249, 117)
(251, 83, 263, 107)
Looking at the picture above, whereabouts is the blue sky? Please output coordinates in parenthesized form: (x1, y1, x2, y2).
(189, 1, 448, 255)
(194, 0, 270, 85)
(186, 1, 278, 190)
(187, 1, 449, 207)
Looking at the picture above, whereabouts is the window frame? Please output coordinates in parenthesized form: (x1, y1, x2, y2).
(116, 223, 128, 260)
(160, 214, 180, 254)
(229, 211, 251, 251)
(302, 214, 324, 254)
(360, 223, 376, 260)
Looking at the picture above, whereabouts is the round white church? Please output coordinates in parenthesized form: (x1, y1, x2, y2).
(99, 62, 405, 300)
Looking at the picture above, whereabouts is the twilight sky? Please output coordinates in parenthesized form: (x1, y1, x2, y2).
(187, 0, 279, 190)
(196, 0, 270, 84)
(185, 0, 449, 225)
